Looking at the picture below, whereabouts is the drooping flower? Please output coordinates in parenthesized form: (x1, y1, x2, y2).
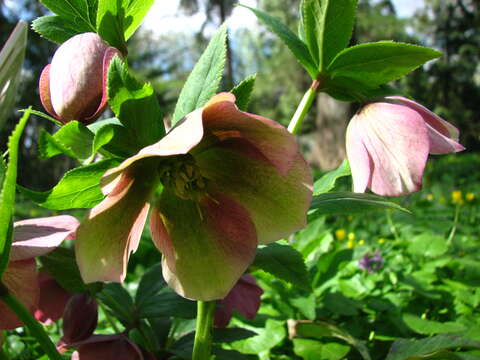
(39, 32, 120, 124)
(0, 215, 79, 330)
(76, 93, 313, 301)
(346, 96, 464, 196)
(214, 274, 263, 328)
(60, 293, 98, 346)
(34, 270, 72, 325)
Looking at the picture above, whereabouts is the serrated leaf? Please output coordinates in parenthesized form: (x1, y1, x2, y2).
(172, 25, 227, 126)
(313, 160, 350, 195)
(0, 22, 27, 129)
(402, 314, 466, 336)
(327, 42, 442, 88)
(301, 0, 357, 70)
(0, 109, 30, 269)
(31, 15, 81, 43)
(18, 159, 120, 210)
(96, 0, 127, 53)
(309, 192, 409, 217)
(386, 335, 480, 360)
(241, 5, 318, 79)
(108, 56, 165, 149)
(135, 263, 166, 307)
(38, 121, 94, 160)
(39, 0, 97, 33)
(123, 0, 155, 40)
(230, 74, 256, 111)
(230, 319, 286, 354)
(40, 247, 87, 293)
(88, 117, 140, 157)
(137, 292, 197, 319)
(252, 243, 311, 291)
(293, 338, 350, 360)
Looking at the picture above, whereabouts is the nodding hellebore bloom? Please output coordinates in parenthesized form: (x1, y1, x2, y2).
(76, 93, 313, 301)
(346, 96, 464, 196)
(0, 216, 79, 330)
(39, 32, 120, 124)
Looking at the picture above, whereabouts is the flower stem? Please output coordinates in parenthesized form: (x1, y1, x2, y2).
(192, 301, 216, 360)
(447, 204, 461, 246)
(0, 288, 61, 360)
(287, 79, 321, 135)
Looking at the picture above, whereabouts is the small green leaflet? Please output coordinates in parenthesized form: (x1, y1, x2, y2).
(107, 56, 165, 149)
(122, 0, 155, 40)
(252, 243, 311, 291)
(327, 41, 442, 88)
(38, 0, 97, 33)
(241, 5, 318, 79)
(309, 192, 409, 217)
(0, 109, 31, 272)
(231, 74, 256, 111)
(301, 0, 357, 71)
(19, 159, 120, 210)
(402, 313, 466, 336)
(172, 24, 227, 126)
(0, 22, 27, 129)
(96, 0, 127, 53)
(32, 15, 83, 44)
(313, 159, 351, 195)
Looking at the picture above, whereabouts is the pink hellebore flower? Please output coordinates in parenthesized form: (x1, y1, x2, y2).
(214, 274, 263, 328)
(346, 96, 465, 196)
(34, 270, 72, 325)
(39, 32, 120, 124)
(60, 293, 98, 346)
(0, 215, 79, 330)
(76, 93, 313, 301)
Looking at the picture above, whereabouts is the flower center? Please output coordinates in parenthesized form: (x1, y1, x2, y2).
(158, 154, 207, 200)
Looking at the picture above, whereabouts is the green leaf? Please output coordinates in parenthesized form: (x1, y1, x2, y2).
(252, 243, 311, 291)
(108, 56, 165, 149)
(18, 159, 120, 210)
(96, 0, 127, 53)
(301, 0, 357, 71)
(0, 22, 27, 130)
(231, 74, 256, 111)
(0, 158, 6, 189)
(39, 0, 97, 33)
(386, 335, 480, 360)
(0, 109, 30, 269)
(213, 328, 257, 343)
(172, 25, 227, 126)
(313, 160, 350, 195)
(241, 5, 318, 79)
(293, 339, 350, 360)
(38, 121, 95, 161)
(309, 192, 409, 217)
(402, 314, 466, 336)
(135, 263, 166, 307)
(40, 247, 87, 293)
(292, 320, 371, 360)
(327, 42, 442, 88)
(122, 0, 155, 40)
(230, 319, 286, 354)
(31, 15, 82, 43)
(97, 283, 136, 327)
(88, 118, 140, 157)
(407, 233, 448, 258)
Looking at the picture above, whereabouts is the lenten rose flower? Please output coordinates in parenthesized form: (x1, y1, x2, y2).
(0, 215, 79, 330)
(39, 32, 120, 124)
(346, 96, 464, 196)
(76, 93, 313, 301)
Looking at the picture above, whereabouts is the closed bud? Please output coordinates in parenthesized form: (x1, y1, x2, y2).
(62, 293, 98, 344)
(39, 32, 120, 124)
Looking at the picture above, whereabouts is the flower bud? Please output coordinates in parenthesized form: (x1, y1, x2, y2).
(71, 335, 148, 360)
(39, 32, 120, 124)
(61, 293, 98, 344)
(34, 271, 72, 325)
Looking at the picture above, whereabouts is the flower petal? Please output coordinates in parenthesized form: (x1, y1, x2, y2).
(76, 165, 155, 283)
(201, 93, 299, 176)
(71, 335, 144, 360)
(346, 118, 373, 193)
(151, 190, 257, 301)
(195, 143, 312, 244)
(38, 65, 59, 119)
(0, 259, 39, 330)
(11, 215, 79, 261)
(34, 271, 72, 325)
(351, 103, 430, 196)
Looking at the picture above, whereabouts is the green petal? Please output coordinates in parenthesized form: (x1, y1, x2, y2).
(151, 190, 257, 301)
(196, 143, 312, 244)
(76, 163, 156, 283)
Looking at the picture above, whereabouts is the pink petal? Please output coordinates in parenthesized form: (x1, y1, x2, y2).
(75, 166, 154, 283)
(151, 191, 258, 301)
(0, 259, 39, 330)
(38, 64, 60, 119)
(11, 215, 79, 261)
(346, 118, 373, 193)
(350, 103, 430, 196)
(34, 271, 72, 325)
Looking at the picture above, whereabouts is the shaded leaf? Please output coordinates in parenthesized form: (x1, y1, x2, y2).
(32, 15, 81, 43)
(40, 247, 86, 293)
(231, 74, 256, 111)
(313, 160, 351, 195)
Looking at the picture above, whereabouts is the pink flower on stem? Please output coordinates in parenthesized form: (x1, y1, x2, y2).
(346, 96, 465, 196)
(76, 93, 313, 301)
(34, 270, 72, 325)
(0, 215, 79, 330)
(60, 293, 98, 346)
(39, 32, 120, 124)
(214, 274, 263, 328)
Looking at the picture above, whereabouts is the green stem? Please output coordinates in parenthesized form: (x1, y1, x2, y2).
(287, 80, 321, 135)
(447, 204, 461, 246)
(386, 210, 400, 242)
(192, 301, 216, 360)
(1, 290, 61, 360)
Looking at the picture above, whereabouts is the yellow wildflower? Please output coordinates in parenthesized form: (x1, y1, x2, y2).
(347, 239, 355, 249)
(426, 193, 434, 201)
(378, 238, 386, 244)
(451, 190, 463, 205)
(348, 232, 356, 241)
(358, 239, 365, 246)
(335, 229, 346, 241)
(466, 193, 475, 202)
